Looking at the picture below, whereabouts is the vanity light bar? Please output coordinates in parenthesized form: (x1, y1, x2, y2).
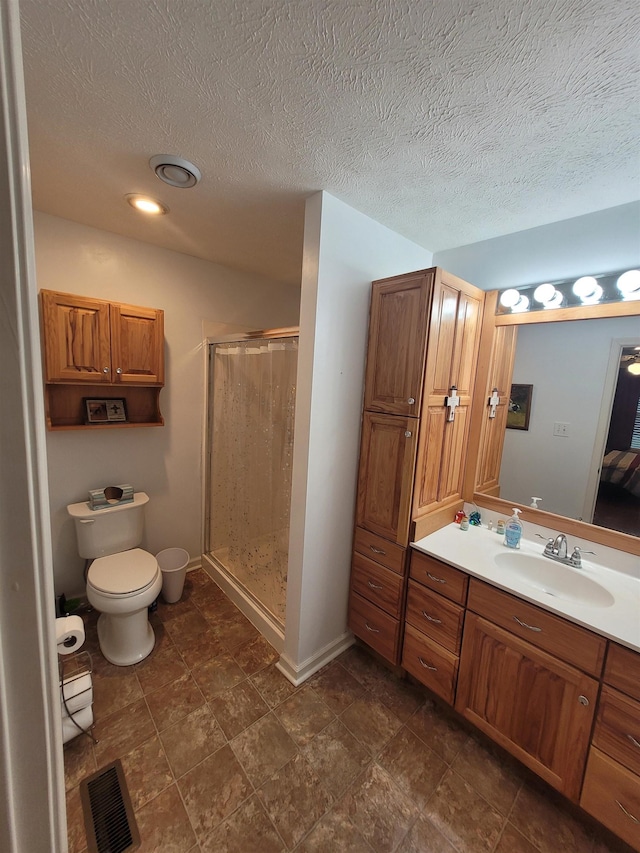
(496, 268, 640, 315)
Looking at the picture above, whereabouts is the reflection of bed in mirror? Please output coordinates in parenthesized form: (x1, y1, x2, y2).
(593, 450, 640, 536)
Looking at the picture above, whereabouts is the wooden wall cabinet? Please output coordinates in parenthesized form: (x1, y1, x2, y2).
(348, 268, 485, 665)
(40, 290, 164, 429)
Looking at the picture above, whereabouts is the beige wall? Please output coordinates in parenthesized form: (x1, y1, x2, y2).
(34, 212, 300, 596)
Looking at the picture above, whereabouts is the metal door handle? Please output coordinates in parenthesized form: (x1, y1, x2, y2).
(513, 615, 542, 632)
(367, 581, 383, 590)
(365, 622, 380, 634)
(421, 611, 442, 624)
(427, 572, 446, 584)
(419, 657, 437, 671)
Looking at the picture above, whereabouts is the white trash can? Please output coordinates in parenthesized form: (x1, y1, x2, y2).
(156, 548, 190, 603)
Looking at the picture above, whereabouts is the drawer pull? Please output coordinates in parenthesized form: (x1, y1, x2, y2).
(370, 546, 386, 555)
(367, 580, 383, 590)
(421, 610, 442, 624)
(578, 695, 589, 706)
(418, 657, 437, 671)
(627, 734, 640, 749)
(513, 615, 542, 633)
(615, 801, 639, 824)
(427, 572, 446, 584)
(364, 622, 380, 634)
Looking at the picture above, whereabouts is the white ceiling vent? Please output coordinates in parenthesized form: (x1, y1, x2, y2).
(149, 155, 201, 188)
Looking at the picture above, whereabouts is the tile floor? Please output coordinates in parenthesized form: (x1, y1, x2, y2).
(63, 568, 632, 853)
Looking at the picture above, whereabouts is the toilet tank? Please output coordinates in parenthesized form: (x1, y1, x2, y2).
(67, 492, 149, 558)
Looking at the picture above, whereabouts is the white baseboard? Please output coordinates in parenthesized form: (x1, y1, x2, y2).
(276, 632, 355, 686)
(200, 553, 284, 653)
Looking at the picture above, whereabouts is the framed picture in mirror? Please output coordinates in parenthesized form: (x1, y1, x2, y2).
(506, 384, 532, 431)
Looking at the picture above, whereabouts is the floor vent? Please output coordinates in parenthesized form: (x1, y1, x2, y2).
(79, 759, 140, 853)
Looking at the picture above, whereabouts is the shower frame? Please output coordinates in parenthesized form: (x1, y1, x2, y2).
(201, 326, 299, 653)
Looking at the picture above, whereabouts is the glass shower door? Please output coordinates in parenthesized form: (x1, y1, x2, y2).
(206, 336, 297, 627)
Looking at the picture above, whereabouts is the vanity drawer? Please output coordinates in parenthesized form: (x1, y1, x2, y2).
(351, 552, 404, 619)
(467, 579, 606, 677)
(348, 592, 401, 664)
(402, 623, 458, 705)
(605, 643, 640, 702)
(409, 550, 468, 604)
(580, 748, 640, 852)
(405, 580, 465, 654)
(593, 686, 640, 777)
(353, 527, 406, 574)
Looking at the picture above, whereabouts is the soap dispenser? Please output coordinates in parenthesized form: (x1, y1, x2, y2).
(504, 508, 523, 549)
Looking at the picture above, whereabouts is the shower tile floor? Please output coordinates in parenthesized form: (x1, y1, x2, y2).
(64, 568, 632, 853)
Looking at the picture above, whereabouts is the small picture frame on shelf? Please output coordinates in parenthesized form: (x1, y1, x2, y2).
(506, 384, 533, 431)
(83, 397, 128, 424)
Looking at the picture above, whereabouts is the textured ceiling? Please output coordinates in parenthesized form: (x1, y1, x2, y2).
(19, 0, 640, 285)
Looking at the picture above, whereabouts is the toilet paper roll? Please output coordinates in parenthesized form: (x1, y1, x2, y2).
(55, 615, 85, 655)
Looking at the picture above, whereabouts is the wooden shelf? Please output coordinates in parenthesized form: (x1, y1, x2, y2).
(45, 383, 163, 430)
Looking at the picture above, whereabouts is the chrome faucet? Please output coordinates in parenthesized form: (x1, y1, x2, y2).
(537, 534, 595, 568)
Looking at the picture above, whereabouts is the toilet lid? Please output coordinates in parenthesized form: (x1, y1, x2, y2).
(88, 548, 158, 595)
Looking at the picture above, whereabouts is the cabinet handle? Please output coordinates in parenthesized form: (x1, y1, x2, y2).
(364, 622, 380, 634)
(407, 397, 415, 404)
(513, 615, 542, 633)
(427, 572, 446, 584)
(615, 801, 639, 824)
(116, 367, 123, 374)
(102, 367, 110, 374)
(627, 734, 640, 749)
(369, 546, 386, 555)
(578, 695, 589, 707)
(367, 580, 383, 590)
(418, 657, 437, 671)
(421, 610, 442, 624)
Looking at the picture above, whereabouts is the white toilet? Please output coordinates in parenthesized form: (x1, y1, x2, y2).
(67, 491, 162, 666)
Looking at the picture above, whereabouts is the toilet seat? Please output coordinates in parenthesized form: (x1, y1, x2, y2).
(88, 548, 159, 597)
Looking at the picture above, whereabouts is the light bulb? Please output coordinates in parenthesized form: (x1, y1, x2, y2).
(500, 289, 521, 308)
(617, 270, 640, 299)
(572, 276, 602, 304)
(628, 361, 640, 376)
(125, 194, 168, 215)
(511, 294, 530, 313)
(533, 283, 555, 304)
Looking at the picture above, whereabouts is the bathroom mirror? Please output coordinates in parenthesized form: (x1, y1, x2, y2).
(471, 298, 640, 555)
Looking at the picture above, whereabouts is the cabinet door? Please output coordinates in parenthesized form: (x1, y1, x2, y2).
(363, 273, 432, 416)
(455, 613, 598, 801)
(41, 291, 111, 383)
(414, 271, 484, 515)
(355, 412, 418, 546)
(110, 303, 164, 385)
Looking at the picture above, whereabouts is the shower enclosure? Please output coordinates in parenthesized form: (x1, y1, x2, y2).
(204, 330, 298, 641)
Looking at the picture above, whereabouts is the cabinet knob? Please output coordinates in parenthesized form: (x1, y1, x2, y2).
(578, 695, 589, 706)
(116, 368, 123, 374)
(102, 367, 110, 374)
(407, 397, 415, 404)
(405, 431, 412, 438)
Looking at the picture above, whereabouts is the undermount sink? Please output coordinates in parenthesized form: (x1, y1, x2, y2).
(493, 552, 615, 608)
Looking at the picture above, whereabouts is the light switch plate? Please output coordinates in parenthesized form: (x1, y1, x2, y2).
(553, 421, 570, 437)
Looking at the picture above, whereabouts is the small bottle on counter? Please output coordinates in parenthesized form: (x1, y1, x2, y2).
(459, 515, 469, 530)
(496, 519, 506, 535)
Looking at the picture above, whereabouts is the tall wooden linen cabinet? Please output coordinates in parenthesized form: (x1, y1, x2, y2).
(348, 267, 485, 666)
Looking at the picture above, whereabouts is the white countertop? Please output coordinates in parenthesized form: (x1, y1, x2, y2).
(412, 522, 640, 653)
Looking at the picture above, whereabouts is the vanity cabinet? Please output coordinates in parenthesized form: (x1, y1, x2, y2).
(580, 642, 640, 850)
(40, 290, 164, 429)
(401, 551, 467, 703)
(348, 268, 484, 665)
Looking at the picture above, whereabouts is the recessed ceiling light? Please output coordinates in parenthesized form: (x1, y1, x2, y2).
(149, 154, 201, 188)
(125, 194, 168, 215)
